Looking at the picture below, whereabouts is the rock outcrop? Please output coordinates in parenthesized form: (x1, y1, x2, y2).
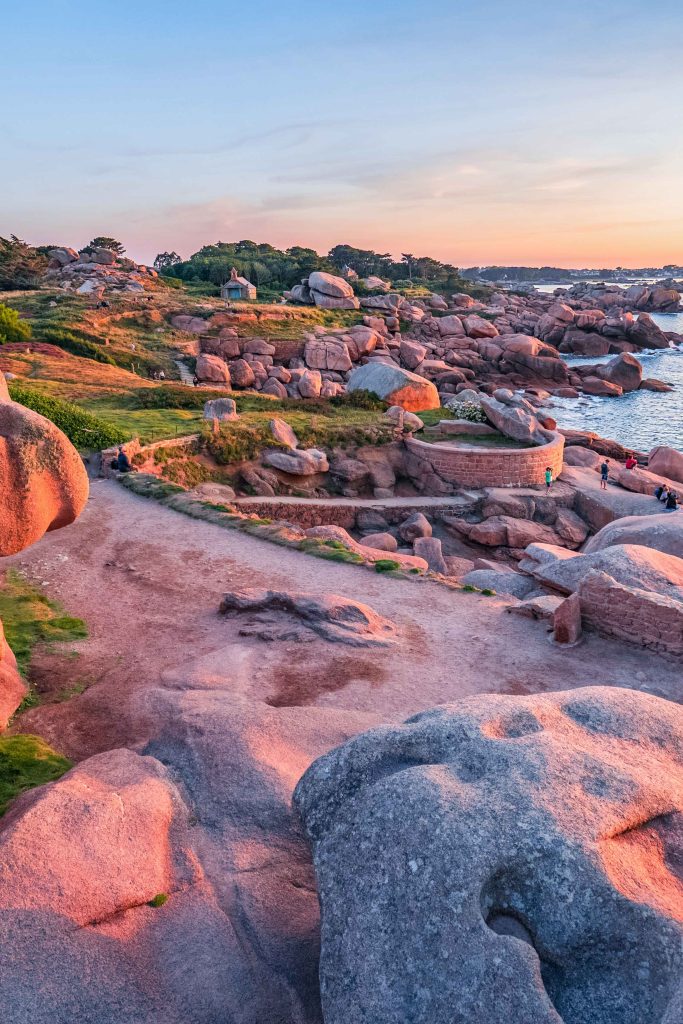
(294, 687, 683, 1024)
(0, 400, 89, 557)
(583, 512, 683, 558)
(346, 363, 439, 411)
(648, 446, 683, 485)
(219, 589, 397, 647)
(0, 619, 26, 729)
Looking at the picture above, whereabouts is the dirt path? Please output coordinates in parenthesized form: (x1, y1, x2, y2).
(7, 479, 681, 761)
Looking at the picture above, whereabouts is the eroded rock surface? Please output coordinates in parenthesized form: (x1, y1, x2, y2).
(294, 687, 683, 1024)
(219, 589, 398, 647)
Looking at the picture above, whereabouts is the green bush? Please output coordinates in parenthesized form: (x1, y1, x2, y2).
(0, 303, 32, 344)
(330, 389, 386, 411)
(374, 559, 401, 573)
(203, 421, 286, 463)
(8, 384, 129, 449)
(0, 735, 72, 816)
(40, 328, 117, 365)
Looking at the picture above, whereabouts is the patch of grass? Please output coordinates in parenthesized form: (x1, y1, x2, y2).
(0, 570, 88, 678)
(462, 584, 477, 592)
(148, 892, 169, 908)
(0, 734, 72, 816)
(8, 383, 128, 449)
(481, 588, 496, 596)
(374, 559, 401, 573)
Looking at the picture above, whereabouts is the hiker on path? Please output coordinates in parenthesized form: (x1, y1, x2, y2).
(600, 460, 609, 490)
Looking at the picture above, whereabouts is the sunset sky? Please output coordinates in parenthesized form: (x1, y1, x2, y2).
(3, 0, 683, 268)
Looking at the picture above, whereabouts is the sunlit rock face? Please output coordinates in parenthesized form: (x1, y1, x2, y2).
(0, 399, 89, 556)
(295, 687, 683, 1024)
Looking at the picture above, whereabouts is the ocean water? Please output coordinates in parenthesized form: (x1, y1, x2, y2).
(546, 312, 683, 453)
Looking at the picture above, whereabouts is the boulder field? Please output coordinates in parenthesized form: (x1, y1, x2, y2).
(295, 686, 683, 1024)
(182, 277, 679, 408)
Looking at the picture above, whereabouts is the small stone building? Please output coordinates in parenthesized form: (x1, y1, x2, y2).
(221, 267, 257, 302)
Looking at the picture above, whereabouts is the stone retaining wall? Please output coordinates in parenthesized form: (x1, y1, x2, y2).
(579, 570, 683, 659)
(404, 432, 564, 488)
(232, 499, 470, 530)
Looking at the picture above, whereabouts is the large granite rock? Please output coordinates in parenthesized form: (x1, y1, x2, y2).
(263, 447, 329, 475)
(347, 363, 439, 412)
(627, 313, 670, 349)
(294, 687, 683, 1024)
(0, 619, 26, 728)
(648, 445, 683, 485)
(519, 542, 683, 601)
(0, 400, 89, 557)
(583, 512, 683, 558)
(480, 395, 548, 444)
(196, 353, 231, 385)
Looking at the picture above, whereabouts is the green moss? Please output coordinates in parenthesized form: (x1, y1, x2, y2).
(374, 559, 401, 573)
(0, 735, 72, 816)
(148, 892, 169, 908)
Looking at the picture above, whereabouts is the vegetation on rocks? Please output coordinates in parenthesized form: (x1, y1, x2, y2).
(0, 302, 32, 344)
(0, 735, 72, 816)
(8, 384, 128, 450)
(0, 236, 48, 290)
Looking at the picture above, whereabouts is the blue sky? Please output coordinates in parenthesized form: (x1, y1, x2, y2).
(2, 0, 683, 266)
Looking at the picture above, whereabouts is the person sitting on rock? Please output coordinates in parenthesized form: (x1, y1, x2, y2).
(544, 467, 553, 490)
(625, 453, 638, 470)
(665, 490, 679, 512)
(116, 446, 132, 473)
(659, 485, 670, 504)
(600, 460, 609, 490)
(654, 484, 666, 500)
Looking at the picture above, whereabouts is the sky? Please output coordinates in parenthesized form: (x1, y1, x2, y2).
(2, 0, 683, 268)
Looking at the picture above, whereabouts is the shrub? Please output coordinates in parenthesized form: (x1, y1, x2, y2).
(40, 328, 117, 365)
(8, 384, 128, 449)
(203, 421, 286, 463)
(0, 303, 32, 344)
(0, 735, 72, 816)
(330, 389, 386, 411)
(374, 559, 401, 573)
(445, 400, 487, 424)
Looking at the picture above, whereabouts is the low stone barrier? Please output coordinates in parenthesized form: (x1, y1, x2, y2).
(231, 498, 472, 530)
(579, 569, 683, 659)
(404, 431, 564, 488)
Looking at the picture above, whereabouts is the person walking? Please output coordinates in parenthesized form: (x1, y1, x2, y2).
(600, 460, 609, 490)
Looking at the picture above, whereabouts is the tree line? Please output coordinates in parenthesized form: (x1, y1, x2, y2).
(154, 240, 474, 293)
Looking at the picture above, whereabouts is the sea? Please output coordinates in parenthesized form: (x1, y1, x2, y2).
(526, 285, 683, 453)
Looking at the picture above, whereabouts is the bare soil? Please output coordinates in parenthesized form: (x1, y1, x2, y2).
(6, 480, 681, 762)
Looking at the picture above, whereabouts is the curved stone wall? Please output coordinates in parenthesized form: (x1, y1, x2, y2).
(405, 431, 565, 488)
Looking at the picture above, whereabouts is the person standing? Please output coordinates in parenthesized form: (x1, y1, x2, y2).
(600, 460, 609, 490)
(544, 466, 553, 490)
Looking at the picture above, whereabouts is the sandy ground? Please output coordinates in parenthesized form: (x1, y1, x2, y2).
(7, 479, 681, 762)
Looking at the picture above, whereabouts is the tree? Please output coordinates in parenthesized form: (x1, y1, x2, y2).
(153, 251, 181, 272)
(0, 236, 48, 290)
(81, 236, 126, 255)
(401, 253, 415, 281)
(0, 302, 32, 344)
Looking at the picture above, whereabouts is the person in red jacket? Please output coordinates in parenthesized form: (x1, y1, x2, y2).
(625, 453, 638, 470)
